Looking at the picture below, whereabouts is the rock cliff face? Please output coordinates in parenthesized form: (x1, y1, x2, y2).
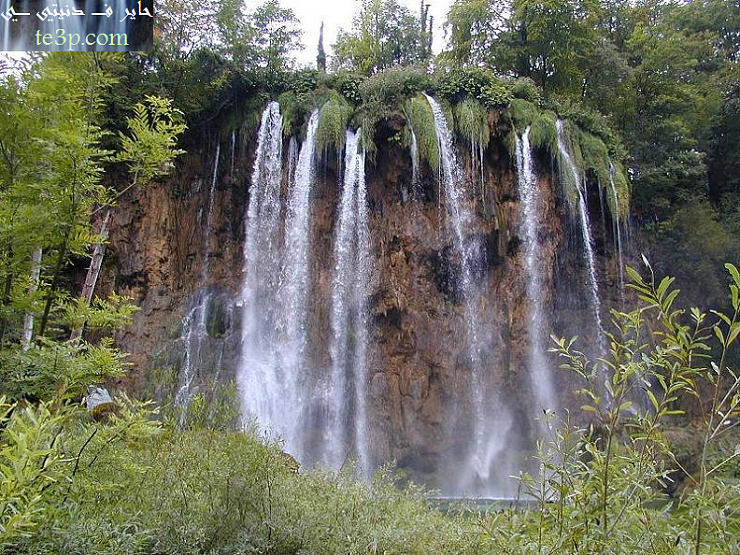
(99, 111, 623, 491)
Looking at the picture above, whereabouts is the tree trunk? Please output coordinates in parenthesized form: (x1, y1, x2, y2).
(70, 209, 111, 341)
(0, 242, 14, 346)
(21, 248, 43, 351)
(38, 230, 71, 338)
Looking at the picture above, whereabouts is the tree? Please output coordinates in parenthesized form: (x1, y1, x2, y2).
(250, 0, 303, 75)
(317, 22, 327, 73)
(0, 54, 116, 341)
(71, 96, 186, 340)
(332, 0, 424, 75)
(500, 0, 601, 95)
(443, 0, 509, 67)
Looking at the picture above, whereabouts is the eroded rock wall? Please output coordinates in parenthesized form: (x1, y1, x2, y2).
(100, 114, 621, 484)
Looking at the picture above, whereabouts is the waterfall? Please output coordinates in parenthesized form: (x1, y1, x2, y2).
(240, 102, 307, 450)
(424, 94, 511, 495)
(175, 141, 221, 419)
(240, 105, 320, 460)
(230, 130, 236, 180)
(326, 129, 371, 475)
(410, 128, 420, 198)
(287, 136, 299, 185)
(202, 142, 220, 276)
(471, 137, 486, 206)
(555, 120, 605, 357)
(516, 128, 557, 419)
(609, 162, 626, 306)
(174, 294, 208, 422)
(280, 109, 319, 397)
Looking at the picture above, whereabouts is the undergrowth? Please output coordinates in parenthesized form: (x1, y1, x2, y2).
(4, 263, 740, 554)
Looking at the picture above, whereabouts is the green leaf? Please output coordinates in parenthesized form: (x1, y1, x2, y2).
(728, 324, 740, 347)
(657, 276, 674, 301)
(625, 266, 642, 285)
(646, 389, 660, 412)
(711, 310, 732, 326)
(726, 263, 740, 287)
(713, 326, 726, 345)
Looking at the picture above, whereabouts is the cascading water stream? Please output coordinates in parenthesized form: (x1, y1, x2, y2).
(175, 141, 221, 419)
(202, 142, 220, 276)
(279, 110, 319, 413)
(287, 136, 298, 185)
(516, 128, 557, 419)
(555, 120, 606, 358)
(230, 130, 236, 180)
(609, 162, 626, 306)
(353, 138, 371, 477)
(240, 102, 313, 452)
(410, 128, 420, 199)
(424, 93, 511, 494)
(326, 129, 371, 475)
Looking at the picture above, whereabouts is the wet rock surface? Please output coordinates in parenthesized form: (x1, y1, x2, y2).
(100, 117, 624, 487)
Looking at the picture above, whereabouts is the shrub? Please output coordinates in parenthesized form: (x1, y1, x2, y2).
(434, 67, 514, 107)
(278, 90, 321, 138)
(552, 98, 620, 154)
(607, 160, 631, 222)
(528, 110, 558, 153)
(510, 77, 541, 104)
(358, 66, 431, 106)
(489, 262, 740, 555)
(508, 98, 540, 129)
(403, 95, 439, 172)
(454, 98, 490, 149)
(352, 100, 386, 161)
(316, 90, 354, 155)
(580, 130, 611, 188)
(323, 71, 364, 103)
(0, 399, 68, 546)
(268, 69, 319, 96)
(554, 119, 584, 212)
(479, 81, 514, 107)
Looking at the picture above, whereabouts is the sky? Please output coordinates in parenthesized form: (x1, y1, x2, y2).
(277, 0, 455, 67)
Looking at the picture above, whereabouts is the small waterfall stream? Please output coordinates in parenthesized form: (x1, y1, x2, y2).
(280, 110, 319, 418)
(609, 162, 626, 306)
(516, 128, 557, 419)
(175, 141, 221, 418)
(556, 120, 605, 357)
(326, 129, 371, 474)
(424, 94, 512, 495)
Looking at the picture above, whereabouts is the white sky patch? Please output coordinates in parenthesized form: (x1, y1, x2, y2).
(275, 0, 454, 68)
